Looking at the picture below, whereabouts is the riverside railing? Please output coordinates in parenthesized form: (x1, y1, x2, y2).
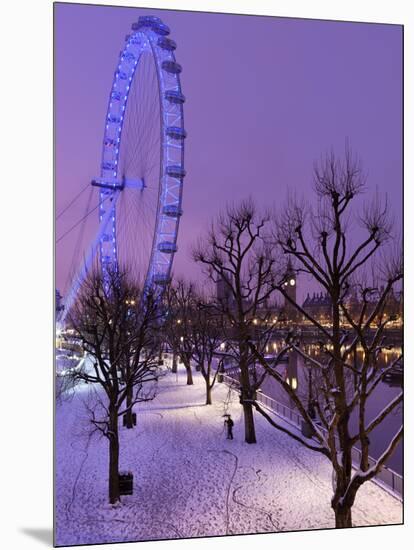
(221, 373, 402, 500)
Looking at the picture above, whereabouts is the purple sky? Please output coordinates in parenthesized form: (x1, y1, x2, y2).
(55, 3, 402, 299)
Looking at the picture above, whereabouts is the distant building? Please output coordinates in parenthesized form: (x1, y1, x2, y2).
(302, 292, 332, 325)
(217, 262, 402, 330)
(382, 287, 402, 323)
(302, 286, 402, 328)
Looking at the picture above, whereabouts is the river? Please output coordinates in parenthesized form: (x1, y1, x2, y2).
(222, 344, 402, 475)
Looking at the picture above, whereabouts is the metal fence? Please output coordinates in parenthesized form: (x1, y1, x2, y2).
(221, 373, 402, 500)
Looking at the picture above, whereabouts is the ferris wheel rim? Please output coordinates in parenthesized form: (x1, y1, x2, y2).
(97, 17, 186, 292)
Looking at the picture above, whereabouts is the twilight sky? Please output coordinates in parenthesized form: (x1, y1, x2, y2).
(55, 3, 402, 299)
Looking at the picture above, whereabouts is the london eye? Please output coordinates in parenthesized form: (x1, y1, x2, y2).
(59, 15, 186, 321)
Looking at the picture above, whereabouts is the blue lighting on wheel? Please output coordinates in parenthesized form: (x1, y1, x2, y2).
(92, 16, 185, 297)
(123, 52, 136, 62)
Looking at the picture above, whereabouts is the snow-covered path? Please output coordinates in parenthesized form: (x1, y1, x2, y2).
(55, 368, 402, 546)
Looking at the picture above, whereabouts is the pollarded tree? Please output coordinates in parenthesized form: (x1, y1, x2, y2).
(248, 147, 402, 527)
(193, 199, 278, 443)
(68, 268, 161, 504)
(187, 296, 224, 405)
(164, 279, 194, 385)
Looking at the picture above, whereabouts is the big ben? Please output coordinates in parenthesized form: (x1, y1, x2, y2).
(283, 259, 297, 323)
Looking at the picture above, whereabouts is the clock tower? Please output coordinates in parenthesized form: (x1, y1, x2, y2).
(283, 259, 297, 322)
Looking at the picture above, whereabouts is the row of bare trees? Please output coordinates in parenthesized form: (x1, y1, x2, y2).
(163, 281, 224, 404)
(60, 146, 402, 526)
(187, 147, 402, 528)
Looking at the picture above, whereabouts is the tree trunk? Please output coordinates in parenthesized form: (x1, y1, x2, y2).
(195, 363, 201, 372)
(171, 352, 177, 373)
(183, 358, 193, 385)
(333, 504, 353, 528)
(108, 410, 120, 504)
(125, 383, 134, 429)
(206, 381, 212, 405)
(332, 466, 353, 528)
(239, 347, 257, 444)
(217, 362, 224, 383)
(242, 401, 256, 444)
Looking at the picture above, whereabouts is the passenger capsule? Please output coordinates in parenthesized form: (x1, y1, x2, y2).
(158, 37, 176, 51)
(162, 60, 182, 74)
(162, 204, 183, 217)
(158, 242, 177, 253)
(166, 126, 187, 140)
(165, 90, 185, 104)
(133, 16, 162, 30)
(153, 21, 170, 36)
(166, 165, 186, 179)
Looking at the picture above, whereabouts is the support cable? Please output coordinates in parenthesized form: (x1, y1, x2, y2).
(56, 194, 111, 244)
(56, 182, 91, 220)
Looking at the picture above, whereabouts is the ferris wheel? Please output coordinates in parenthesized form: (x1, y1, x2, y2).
(60, 15, 186, 321)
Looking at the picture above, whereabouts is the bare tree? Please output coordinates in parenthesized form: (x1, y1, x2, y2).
(193, 199, 278, 443)
(248, 147, 402, 527)
(68, 268, 161, 504)
(55, 370, 77, 404)
(188, 297, 224, 405)
(164, 280, 194, 385)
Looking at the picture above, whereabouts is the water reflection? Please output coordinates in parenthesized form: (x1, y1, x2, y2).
(259, 345, 402, 474)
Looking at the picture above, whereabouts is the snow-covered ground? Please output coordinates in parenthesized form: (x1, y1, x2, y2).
(55, 366, 402, 546)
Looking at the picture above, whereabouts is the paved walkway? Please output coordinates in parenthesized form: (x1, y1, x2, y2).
(55, 368, 402, 546)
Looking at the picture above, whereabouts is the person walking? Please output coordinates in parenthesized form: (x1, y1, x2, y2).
(224, 414, 234, 440)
